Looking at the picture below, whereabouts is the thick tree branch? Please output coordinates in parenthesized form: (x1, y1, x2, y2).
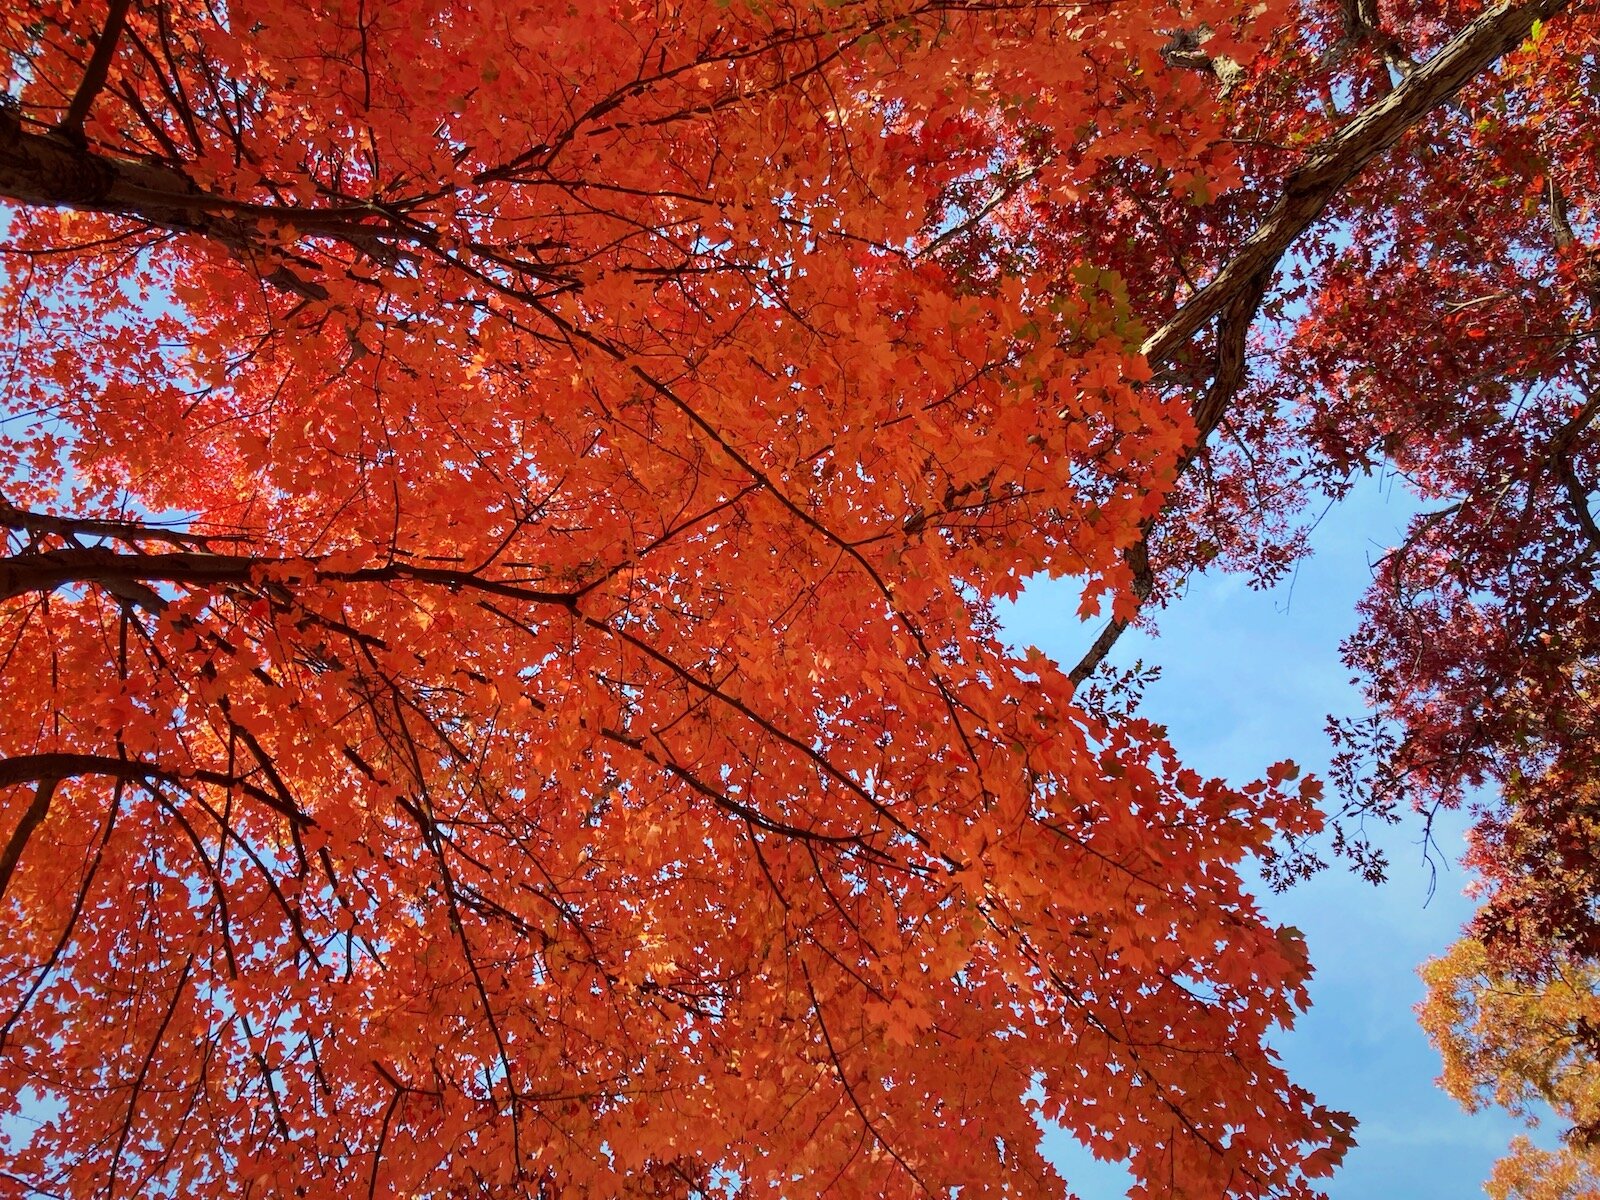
(1144, 0, 1568, 370)
(0, 108, 577, 299)
(1546, 391, 1600, 550)
(0, 546, 581, 608)
(0, 106, 430, 299)
(0, 546, 257, 606)
(0, 106, 331, 297)
(1161, 27, 1245, 94)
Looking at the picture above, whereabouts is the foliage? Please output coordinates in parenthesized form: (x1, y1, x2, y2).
(1469, 767, 1600, 971)
(0, 0, 1593, 1196)
(1421, 937, 1600, 1200)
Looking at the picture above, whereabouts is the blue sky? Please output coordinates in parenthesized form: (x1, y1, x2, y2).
(999, 477, 1544, 1199)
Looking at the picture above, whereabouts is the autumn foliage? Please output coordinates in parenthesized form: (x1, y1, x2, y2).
(0, 0, 1594, 1196)
(1422, 938, 1600, 1200)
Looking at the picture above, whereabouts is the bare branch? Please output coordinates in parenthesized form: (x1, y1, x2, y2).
(0, 498, 246, 548)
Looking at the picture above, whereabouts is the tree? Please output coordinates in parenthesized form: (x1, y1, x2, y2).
(1420, 936, 1600, 1200)
(0, 0, 1589, 1196)
(1149, 1, 1600, 919)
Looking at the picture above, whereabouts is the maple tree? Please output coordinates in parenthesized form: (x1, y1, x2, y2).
(0, 0, 1594, 1197)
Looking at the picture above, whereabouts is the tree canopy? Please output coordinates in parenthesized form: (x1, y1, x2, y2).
(0, 0, 1595, 1196)
(1422, 937, 1600, 1200)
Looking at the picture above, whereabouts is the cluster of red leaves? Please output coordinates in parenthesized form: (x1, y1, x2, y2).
(0, 0, 1350, 1195)
(0, 0, 1593, 1197)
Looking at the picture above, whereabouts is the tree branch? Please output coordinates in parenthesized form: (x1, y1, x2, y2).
(0, 752, 316, 829)
(0, 106, 435, 299)
(0, 545, 581, 609)
(58, 0, 134, 142)
(0, 776, 60, 904)
(0, 498, 246, 548)
(1144, 0, 1568, 369)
